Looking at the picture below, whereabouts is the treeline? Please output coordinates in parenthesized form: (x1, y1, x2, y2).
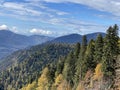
(21, 24, 119, 90)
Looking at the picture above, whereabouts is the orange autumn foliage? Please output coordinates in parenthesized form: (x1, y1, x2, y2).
(94, 63, 103, 80)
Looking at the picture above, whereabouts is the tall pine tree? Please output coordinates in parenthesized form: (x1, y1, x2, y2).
(55, 57, 65, 76)
(102, 24, 119, 85)
(74, 42, 81, 58)
(63, 52, 75, 86)
(84, 39, 95, 71)
(94, 34, 103, 64)
(75, 35, 87, 84)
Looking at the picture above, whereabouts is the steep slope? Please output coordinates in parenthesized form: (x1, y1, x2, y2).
(0, 43, 72, 90)
(0, 30, 53, 59)
(0, 43, 72, 71)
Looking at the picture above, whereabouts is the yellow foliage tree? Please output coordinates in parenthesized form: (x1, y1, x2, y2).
(55, 74, 63, 86)
(36, 67, 49, 90)
(94, 63, 103, 80)
(21, 81, 36, 90)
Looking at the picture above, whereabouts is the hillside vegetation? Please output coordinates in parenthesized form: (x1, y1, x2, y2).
(0, 24, 119, 90)
(21, 24, 120, 90)
(0, 43, 72, 90)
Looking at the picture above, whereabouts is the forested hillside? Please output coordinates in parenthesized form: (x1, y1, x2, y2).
(0, 44, 73, 90)
(20, 24, 119, 90)
(0, 24, 119, 90)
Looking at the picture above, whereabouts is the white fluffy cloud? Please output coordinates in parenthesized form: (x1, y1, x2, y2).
(30, 28, 53, 35)
(0, 24, 9, 30)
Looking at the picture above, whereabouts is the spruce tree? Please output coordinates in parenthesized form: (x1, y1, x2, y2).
(48, 64, 56, 85)
(102, 25, 119, 84)
(112, 24, 119, 55)
(63, 52, 75, 86)
(55, 57, 65, 76)
(75, 35, 87, 83)
(84, 39, 95, 71)
(94, 34, 103, 64)
(74, 42, 81, 58)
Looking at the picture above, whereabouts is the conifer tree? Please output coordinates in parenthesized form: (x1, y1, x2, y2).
(112, 24, 119, 55)
(55, 57, 65, 76)
(75, 35, 87, 84)
(84, 39, 95, 71)
(94, 34, 103, 64)
(74, 43, 81, 58)
(47, 64, 56, 89)
(63, 52, 75, 86)
(102, 24, 119, 84)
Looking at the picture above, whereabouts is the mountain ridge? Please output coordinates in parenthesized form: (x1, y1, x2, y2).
(51, 32, 105, 44)
(0, 30, 54, 59)
(0, 31, 106, 59)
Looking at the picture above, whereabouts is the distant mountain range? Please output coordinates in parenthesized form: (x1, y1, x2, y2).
(0, 30, 105, 59)
(0, 30, 54, 59)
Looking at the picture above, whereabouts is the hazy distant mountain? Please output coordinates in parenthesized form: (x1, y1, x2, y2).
(52, 34, 82, 43)
(29, 35, 54, 45)
(0, 30, 105, 59)
(51, 32, 105, 44)
(86, 32, 105, 41)
(0, 30, 53, 59)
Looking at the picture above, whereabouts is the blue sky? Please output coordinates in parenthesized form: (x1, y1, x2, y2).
(0, 0, 120, 37)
